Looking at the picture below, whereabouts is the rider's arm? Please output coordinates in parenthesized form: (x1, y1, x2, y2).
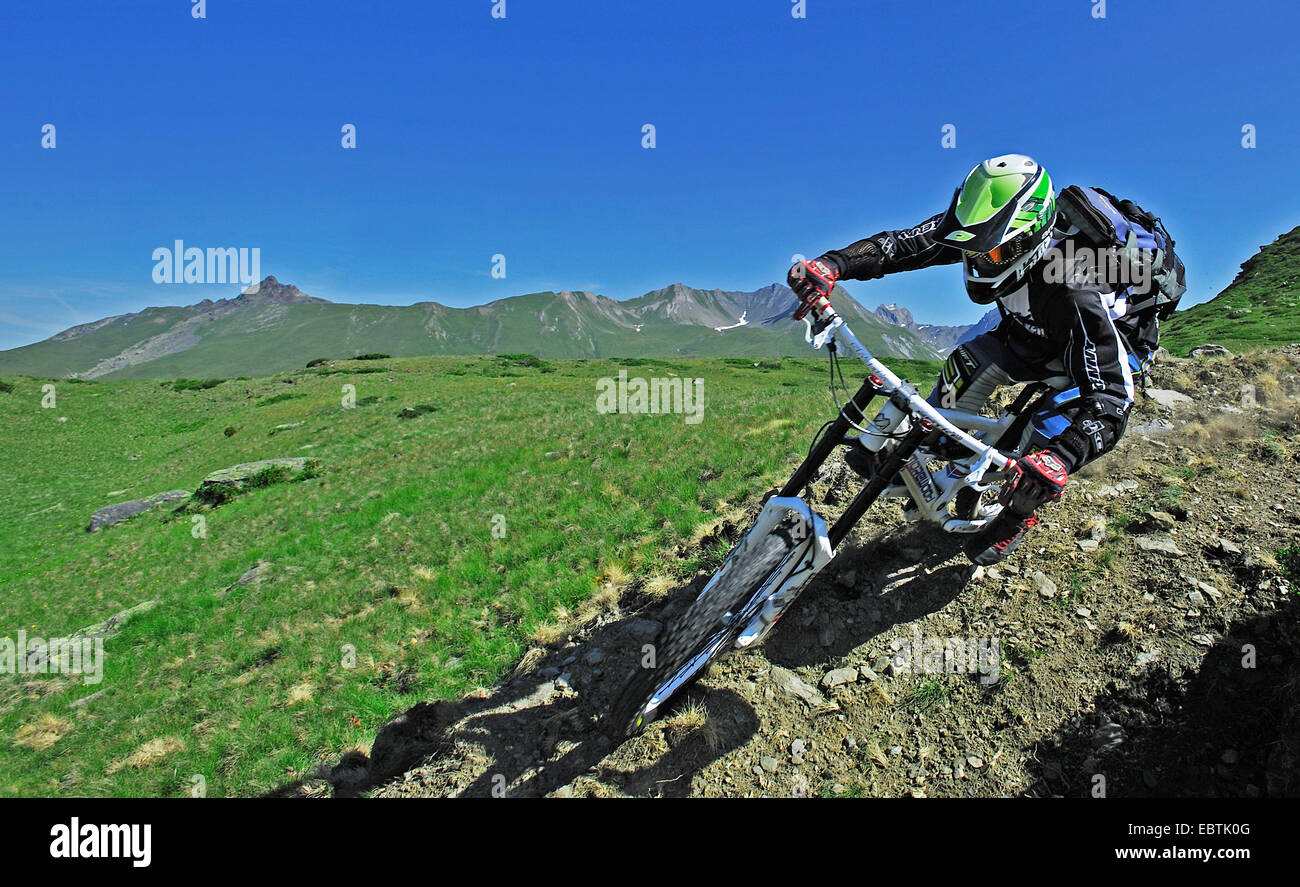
(1041, 280, 1135, 470)
(821, 213, 962, 280)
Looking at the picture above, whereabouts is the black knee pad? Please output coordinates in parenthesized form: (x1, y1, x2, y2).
(1051, 397, 1130, 471)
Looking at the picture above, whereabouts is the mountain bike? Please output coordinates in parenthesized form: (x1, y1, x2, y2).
(608, 292, 1083, 739)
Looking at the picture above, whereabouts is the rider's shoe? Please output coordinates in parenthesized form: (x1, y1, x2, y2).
(963, 508, 1041, 565)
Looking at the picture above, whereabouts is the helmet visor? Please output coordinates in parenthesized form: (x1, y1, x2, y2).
(965, 230, 1030, 275)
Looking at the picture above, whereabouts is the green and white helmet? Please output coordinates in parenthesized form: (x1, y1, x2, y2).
(933, 154, 1057, 304)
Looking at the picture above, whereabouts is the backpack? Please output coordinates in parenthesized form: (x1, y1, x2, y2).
(1056, 185, 1187, 378)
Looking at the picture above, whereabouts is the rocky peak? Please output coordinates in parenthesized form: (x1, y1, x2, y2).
(875, 303, 916, 327)
(238, 276, 329, 304)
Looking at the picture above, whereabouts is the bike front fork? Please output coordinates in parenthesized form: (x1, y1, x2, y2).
(735, 403, 933, 648)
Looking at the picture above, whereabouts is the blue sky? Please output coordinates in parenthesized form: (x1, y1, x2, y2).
(1, 0, 1297, 350)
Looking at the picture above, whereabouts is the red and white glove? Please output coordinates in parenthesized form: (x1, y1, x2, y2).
(999, 450, 1069, 516)
(788, 257, 840, 319)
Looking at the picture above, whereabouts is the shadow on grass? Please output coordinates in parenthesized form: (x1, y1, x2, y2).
(264, 572, 760, 798)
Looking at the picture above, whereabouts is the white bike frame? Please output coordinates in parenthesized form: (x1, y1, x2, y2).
(805, 308, 1021, 527)
(640, 302, 1035, 702)
(728, 305, 1026, 648)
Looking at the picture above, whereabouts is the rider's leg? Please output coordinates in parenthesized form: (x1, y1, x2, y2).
(927, 334, 1019, 415)
(963, 390, 1132, 566)
(1045, 394, 1133, 473)
(845, 333, 1020, 480)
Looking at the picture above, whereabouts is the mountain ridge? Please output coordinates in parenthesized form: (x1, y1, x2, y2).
(0, 277, 941, 380)
(873, 303, 1000, 354)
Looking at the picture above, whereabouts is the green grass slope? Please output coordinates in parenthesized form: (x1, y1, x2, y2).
(0, 354, 941, 796)
(1162, 226, 1300, 356)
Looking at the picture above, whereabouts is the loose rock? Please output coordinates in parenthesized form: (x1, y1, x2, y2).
(822, 667, 859, 689)
(1136, 536, 1187, 557)
(771, 667, 834, 708)
(1031, 571, 1058, 598)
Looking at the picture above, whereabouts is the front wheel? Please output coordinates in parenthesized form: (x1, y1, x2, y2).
(607, 523, 803, 739)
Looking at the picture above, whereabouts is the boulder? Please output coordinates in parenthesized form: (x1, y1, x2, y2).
(1189, 344, 1234, 359)
(87, 490, 190, 532)
(26, 599, 159, 673)
(1143, 388, 1194, 409)
(75, 598, 159, 640)
(218, 561, 272, 599)
(194, 458, 320, 504)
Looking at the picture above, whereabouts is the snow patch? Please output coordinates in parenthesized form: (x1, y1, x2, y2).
(714, 311, 749, 332)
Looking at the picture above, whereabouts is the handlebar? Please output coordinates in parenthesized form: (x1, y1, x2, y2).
(795, 298, 1016, 472)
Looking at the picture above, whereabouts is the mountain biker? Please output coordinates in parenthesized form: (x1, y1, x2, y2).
(788, 154, 1143, 566)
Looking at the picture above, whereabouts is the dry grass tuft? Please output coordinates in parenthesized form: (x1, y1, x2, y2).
(863, 740, 889, 767)
(530, 606, 573, 645)
(662, 698, 720, 750)
(513, 646, 546, 675)
(285, 682, 316, 706)
(687, 519, 723, 548)
(107, 736, 185, 773)
(600, 562, 631, 588)
(577, 583, 621, 624)
(642, 573, 677, 598)
(867, 683, 894, 706)
(13, 713, 72, 751)
(564, 776, 622, 798)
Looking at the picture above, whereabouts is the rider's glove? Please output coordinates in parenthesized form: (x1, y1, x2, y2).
(999, 450, 1069, 516)
(788, 257, 841, 309)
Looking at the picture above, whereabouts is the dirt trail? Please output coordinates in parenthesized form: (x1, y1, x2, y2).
(274, 346, 1300, 798)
